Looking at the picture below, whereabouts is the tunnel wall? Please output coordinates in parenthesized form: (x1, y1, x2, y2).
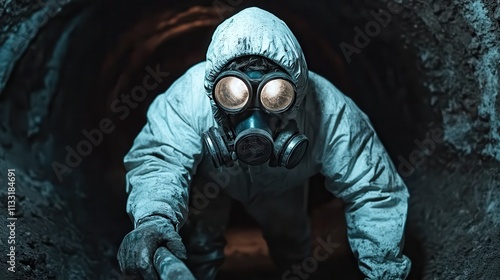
(3, 0, 499, 161)
(397, 0, 500, 161)
(0, 0, 72, 92)
(0, 0, 499, 279)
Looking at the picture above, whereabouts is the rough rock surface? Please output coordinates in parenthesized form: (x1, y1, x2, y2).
(399, 0, 500, 161)
(0, 0, 499, 279)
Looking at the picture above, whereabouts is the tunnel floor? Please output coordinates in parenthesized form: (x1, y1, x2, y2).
(218, 198, 365, 280)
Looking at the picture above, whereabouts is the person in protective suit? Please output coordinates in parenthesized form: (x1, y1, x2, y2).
(118, 7, 411, 280)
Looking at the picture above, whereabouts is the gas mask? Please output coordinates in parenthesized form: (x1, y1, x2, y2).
(203, 68, 308, 169)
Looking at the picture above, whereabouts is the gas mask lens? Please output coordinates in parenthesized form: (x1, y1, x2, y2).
(214, 76, 249, 111)
(260, 79, 295, 112)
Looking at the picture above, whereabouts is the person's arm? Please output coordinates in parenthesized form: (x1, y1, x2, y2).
(118, 64, 212, 279)
(124, 69, 209, 230)
(320, 96, 411, 279)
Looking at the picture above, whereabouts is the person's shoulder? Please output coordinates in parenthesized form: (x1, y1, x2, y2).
(185, 61, 206, 77)
(305, 71, 370, 122)
(156, 61, 214, 129)
(305, 71, 348, 114)
(159, 61, 207, 104)
(167, 61, 206, 94)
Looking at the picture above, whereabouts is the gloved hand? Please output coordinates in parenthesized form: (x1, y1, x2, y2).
(118, 216, 187, 280)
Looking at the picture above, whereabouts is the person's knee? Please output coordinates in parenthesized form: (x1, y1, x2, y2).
(181, 225, 226, 272)
(180, 222, 227, 249)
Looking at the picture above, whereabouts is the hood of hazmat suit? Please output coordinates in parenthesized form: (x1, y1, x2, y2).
(204, 7, 308, 115)
(123, 7, 411, 279)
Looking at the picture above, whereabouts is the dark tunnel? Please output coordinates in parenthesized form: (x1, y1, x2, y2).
(0, 0, 499, 279)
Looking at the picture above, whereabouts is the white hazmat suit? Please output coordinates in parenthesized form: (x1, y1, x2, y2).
(122, 7, 411, 280)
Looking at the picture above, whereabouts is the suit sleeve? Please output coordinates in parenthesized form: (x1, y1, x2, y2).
(320, 96, 411, 279)
(123, 72, 208, 230)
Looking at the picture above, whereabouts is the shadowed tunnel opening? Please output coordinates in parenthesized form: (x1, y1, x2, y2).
(0, 0, 436, 279)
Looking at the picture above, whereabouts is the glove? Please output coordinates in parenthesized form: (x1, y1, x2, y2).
(118, 216, 187, 280)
